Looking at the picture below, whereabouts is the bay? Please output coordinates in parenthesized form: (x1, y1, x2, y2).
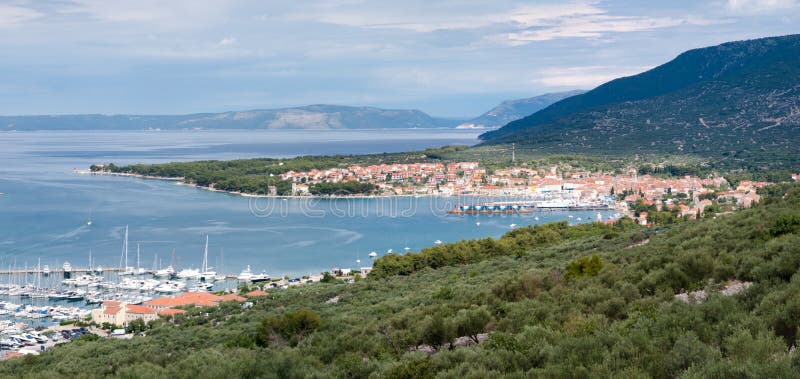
(0, 129, 613, 277)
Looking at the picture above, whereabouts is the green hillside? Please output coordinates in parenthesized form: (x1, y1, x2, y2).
(4, 183, 800, 377)
(480, 34, 800, 171)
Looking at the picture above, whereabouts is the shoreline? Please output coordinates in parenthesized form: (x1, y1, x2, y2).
(76, 170, 450, 200)
(76, 170, 626, 213)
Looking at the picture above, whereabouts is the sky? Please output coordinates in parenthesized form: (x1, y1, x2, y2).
(0, 0, 798, 117)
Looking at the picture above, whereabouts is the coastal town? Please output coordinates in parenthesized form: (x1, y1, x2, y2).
(278, 161, 779, 221)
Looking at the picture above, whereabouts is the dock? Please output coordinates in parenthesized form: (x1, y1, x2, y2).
(0, 267, 128, 275)
(448, 201, 611, 214)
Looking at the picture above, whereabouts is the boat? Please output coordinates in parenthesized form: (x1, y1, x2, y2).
(510, 223, 517, 228)
(176, 268, 200, 280)
(434, 240, 442, 245)
(119, 226, 135, 275)
(87, 217, 92, 226)
(135, 244, 146, 275)
(251, 272, 270, 283)
(62, 262, 72, 278)
(155, 281, 185, 293)
(198, 235, 217, 281)
(154, 265, 175, 278)
(476, 222, 480, 226)
(237, 266, 253, 281)
(368, 252, 378, 258)
(42, 265, 50, 276)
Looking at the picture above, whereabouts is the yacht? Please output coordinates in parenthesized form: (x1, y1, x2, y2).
(198, 235, 217, 281)
(237, 266, 253, 281)
(176, 268, 200, 280)
(434, 240, 443, 245)
(62, 261, 72, 278)
(510, 223, 517, 228)
(42, 265, 50, 276)
(251, 271, 270, 283)
(154, 265, 175, 278)
(119, 226, 135, 275)
(368, 252, 378, 258)
(155, 281, 186, 293)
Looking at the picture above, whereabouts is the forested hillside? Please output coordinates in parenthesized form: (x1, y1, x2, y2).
(3, 183, 800, 377)
(480, 34, 800, 171)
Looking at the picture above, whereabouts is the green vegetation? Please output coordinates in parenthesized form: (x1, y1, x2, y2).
(309, 181, 377, 195)
(4, 184, 800, 377)
(480, 34, 800, 172)
(92, 148, 461, 196)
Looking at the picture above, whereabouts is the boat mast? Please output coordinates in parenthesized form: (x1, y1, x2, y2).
(202, 235, 209, 272)
(137, 243, 141, 271)
(124, 225, 129, 269)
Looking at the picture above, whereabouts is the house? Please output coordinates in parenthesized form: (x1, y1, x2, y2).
(143, 292, 248, 313)
(91, 301, 158, 327)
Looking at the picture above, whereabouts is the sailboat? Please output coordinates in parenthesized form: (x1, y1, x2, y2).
(198, 235, 216, 281)
(136, 244, 146, 275)
(119, 226, 135, 275)
(368, 251, 378, 258)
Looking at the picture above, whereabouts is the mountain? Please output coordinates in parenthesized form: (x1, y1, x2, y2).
(0, 104, 462, 131)
(457, 90, 584, 129)
(479, 34, 800, 169)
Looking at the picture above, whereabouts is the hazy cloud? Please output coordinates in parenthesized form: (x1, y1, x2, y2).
(725, 0, 800, 14)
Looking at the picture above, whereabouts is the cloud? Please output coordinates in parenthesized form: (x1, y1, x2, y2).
(725, 0, 800, 14)
(0, 4, 43, 27)
(534, 65, 652, 88)
(218, 36, 237, 46)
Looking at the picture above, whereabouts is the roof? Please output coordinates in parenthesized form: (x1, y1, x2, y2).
(158, 308, 188, 317)
(144, 292, 221, 308)
(246, 290, 269, 297)
(126, 304, 156, 314)
(104, 306, 122, 315)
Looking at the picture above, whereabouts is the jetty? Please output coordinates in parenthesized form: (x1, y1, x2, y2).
(0, 267, 127, 275)
(448, 201, 611, 214)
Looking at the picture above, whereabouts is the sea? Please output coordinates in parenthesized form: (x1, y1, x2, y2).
(0, 129, 615, 278)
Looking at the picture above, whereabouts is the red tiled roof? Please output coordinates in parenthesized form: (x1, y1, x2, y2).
(126, 304, 156, 314)
(158, 308, 188, 317)
(104, 306, 121, 315)
(144, 292, 221, 308)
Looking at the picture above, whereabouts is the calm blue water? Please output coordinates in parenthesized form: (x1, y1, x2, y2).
(0, 130, 614, 277)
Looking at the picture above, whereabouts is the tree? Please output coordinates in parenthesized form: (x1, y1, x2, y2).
(455, 307, 491, 344)
(257, 309, 322, 347)
(418, 313, 455, 351)
(126, 319, 147, 334)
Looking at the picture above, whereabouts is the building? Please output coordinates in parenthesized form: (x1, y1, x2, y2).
(142, 292, 248, 313)
(91, 301, 158, 327)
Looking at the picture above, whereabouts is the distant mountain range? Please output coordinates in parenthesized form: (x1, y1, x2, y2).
(480, 34, 800, 169)
(0, 92, 580, 131)
(0, 105, 462, 131)
(457, 90, 585, 129)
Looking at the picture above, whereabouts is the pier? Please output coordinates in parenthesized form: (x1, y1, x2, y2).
(0, 267, 126, 275)
(448, 201, 611, 214)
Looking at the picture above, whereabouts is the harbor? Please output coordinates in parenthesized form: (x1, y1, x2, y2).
(448, 199, 614, 214)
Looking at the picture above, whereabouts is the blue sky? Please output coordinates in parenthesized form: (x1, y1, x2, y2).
(0, 0, 798, 117)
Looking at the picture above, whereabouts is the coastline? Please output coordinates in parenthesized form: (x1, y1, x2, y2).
(76, 170, 446, 200)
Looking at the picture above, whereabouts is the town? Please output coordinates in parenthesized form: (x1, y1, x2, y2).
(279, 162, 781, 222)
